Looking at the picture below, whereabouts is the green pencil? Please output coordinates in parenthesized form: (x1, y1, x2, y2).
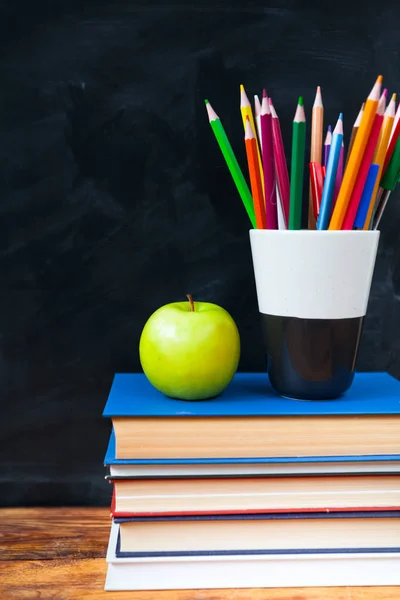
(373, 136, 400, 229)
(380, 135, 400, 192)
(289, 97, 306, 230)
(205, 100, 256, 228)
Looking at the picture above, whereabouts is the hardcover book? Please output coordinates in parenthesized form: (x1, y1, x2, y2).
(103, 372, 400, 460)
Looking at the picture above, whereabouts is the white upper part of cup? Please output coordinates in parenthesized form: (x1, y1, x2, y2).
(249, 230, 380, 320)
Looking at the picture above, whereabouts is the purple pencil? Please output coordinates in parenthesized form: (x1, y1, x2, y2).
(333, 141, 344, 205)
(323, 125, 332, 167)
(260, 90, 278, 229)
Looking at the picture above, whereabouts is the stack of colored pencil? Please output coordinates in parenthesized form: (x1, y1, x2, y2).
(205, 75, 400, 231)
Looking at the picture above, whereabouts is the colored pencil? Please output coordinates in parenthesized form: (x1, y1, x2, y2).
(380, 134, 400, 191)
(309, 86, 324, 229)
(372, 189, 392, 230)
(269, 98, 290, 226)
(375, 89, 388, 149)
(333, 141, 344, 205)
(323, 125, 332, 167)
(276, 185, 287, 230)
(309, 162, 324, 219)
(329, 75, 382, 230)
(346, 103, 364, 167)
(317, 114, 344, 230)
(289, 97, 306, 230)
(374, 134, 400, 228)
(240, 85, 264, 196)
(341, 94, 385, 230)
(363, 92, 396, 229)
(244, 117, 266, 229)
(254, 94, 262, 147)
(388, 101, 400, 146)
(205, 100, 256, 227)
(260, 90, 278, 229)
(354, 164, 380, 229)
(381, 103, 400, 176)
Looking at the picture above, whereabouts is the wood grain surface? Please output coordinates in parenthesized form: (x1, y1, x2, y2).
(0, 507, 399, 599)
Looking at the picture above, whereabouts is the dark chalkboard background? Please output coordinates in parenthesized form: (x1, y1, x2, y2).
(1, 0, 399, 507)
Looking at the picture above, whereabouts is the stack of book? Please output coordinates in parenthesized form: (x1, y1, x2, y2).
(103, 372, 400, 591)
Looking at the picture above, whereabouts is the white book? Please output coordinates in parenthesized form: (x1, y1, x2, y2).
(105, 522, 400, 591)
(109, 460, 400, 479)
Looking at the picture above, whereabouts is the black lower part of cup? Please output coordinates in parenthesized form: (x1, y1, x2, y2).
(261, 313, 364, 400)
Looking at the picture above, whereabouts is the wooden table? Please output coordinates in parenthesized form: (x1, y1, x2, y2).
(0, 507, 398, 599)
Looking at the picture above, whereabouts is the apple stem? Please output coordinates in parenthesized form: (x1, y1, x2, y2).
(186, 294, 195, 312)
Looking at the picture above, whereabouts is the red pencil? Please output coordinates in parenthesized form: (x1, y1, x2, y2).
(260, 90, 278, 229)
(382, 107, 400, 175)
(309, 162, 324, 219)
(341, 93, 386, 230)
(269, 98, 290, 226)
(245, 117, 266, 229)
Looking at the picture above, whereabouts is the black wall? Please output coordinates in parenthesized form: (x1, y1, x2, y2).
(1, 0, 399, 507)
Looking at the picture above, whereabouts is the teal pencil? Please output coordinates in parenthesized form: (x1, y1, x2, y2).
(289, 97, 306, 230)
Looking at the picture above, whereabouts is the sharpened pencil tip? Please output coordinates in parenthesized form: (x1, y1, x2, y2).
(334, 114, 344, 135)
(204, 99, 209, 104)
(369, 76, 383, 101)
(205, 101, 219, 122)
(313, 86, 323, 108)
(245, 117, 254, 139)
(269, 98, 278, 118)
(240, 84, 250, 107)
(262, 88, 267, 98)
(298, 96, 303, 106)
(324, 127, 332, 144)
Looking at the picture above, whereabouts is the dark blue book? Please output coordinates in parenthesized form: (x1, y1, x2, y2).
(113, 511, 400, 559)
(103, 372, 400, 462)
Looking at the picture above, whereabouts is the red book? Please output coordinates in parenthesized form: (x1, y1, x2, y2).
(109, 474, 400, 518)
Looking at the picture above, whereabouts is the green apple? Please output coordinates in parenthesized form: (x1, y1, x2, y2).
(139, 295, 240, 401)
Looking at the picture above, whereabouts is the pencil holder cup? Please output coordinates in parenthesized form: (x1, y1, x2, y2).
(249, 230, 380, 400)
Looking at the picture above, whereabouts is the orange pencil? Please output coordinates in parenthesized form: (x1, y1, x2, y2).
(241, 85, 264, 198)
(245, 117, 266, 229)
(309, 86, 324, 229)
(346, 103, 364, 167)
(329, 75, 382, 230)
(363, 92, 397, 229)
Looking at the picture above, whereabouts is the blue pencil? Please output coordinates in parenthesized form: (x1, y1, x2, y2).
(354, 164, 380, 229)
(317, 114, 344, 230)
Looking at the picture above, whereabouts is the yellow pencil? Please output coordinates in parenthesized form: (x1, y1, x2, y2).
(329, 75, 382, 230)
(240, 84, 264, 197)
(309, 86, 324, 229)
(363, 92, 397, 229)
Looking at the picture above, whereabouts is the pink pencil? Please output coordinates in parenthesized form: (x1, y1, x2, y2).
(260, 90, 277, 229)
(342, 93, 386, 230)
(269, 98, 290, 225)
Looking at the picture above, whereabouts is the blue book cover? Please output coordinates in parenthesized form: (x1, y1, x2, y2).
(103, 372, 400, 418)
(103, 372, 400, 466)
